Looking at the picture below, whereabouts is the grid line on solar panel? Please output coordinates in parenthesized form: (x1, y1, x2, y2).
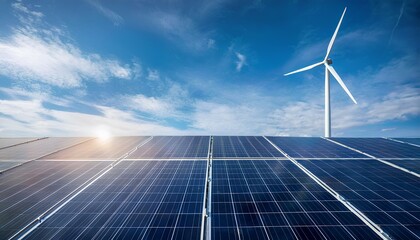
(392, 138, 420, 147)
(0, 137, 44, 149)
(0, 137, 92, 160)
(25, 160, 207, 240)
(299, 159, 420, 240)
(383, 159, 420, 175)
(211, 160, 382, 240)
(127, 136, 209, 159)
(0, 161, 111, 239)
(331, 138, 420, 158)
(266, 137, 366, 158)
(40, 137, 149, 160)
(212, 136, 285, 159)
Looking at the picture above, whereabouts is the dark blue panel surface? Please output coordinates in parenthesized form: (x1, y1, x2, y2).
(299, 159, 420, 240)
(385, 159, 420, 174)
(213, 136, 284, 158)
(211, 160, 381, 240)
(332, 138, 420, 158)
(266, 137, 365, 158)
(128, 136, 209, 159)
(25, 160, 206, 240)
(0, 161, 111, 239)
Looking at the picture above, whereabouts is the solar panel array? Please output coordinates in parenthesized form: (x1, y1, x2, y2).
(0, 136, 418, 240)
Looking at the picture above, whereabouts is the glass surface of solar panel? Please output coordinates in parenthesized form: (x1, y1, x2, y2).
(25, 160, 207, 240)
(0, 161, 111, 239)
(211, 160, 381, 240)
(0, 137, 90, 160)
(332, 138, 420, 158)
(212, 136, 285, 158)
(41, 136, 148, 160)
(0, 138, 38, 149)
(266, 137, 365, 158)
(385, 159, 420, 174)
(394, 138, 420, 147)
(299, 159, 420, 240)
(127, 136, 209, 159)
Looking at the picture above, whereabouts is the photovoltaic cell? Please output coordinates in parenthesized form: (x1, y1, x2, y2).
(0, 161, 22, 172)
(299, 159, 420, 240)
(266, 137, 365, 158)
(394, 138, 420, 147)
(0, 161, 111, 239)
(25, 160, 207, 240)
(0, 137, 90, 160)
(41, 136, 149, 160)
(211, 160, 381, 240)
(212, 136, 285, 158)
(127, 136, 209, 159)
(0, 138, 39, 149)
(384, 159, 420, 174)
(332, 138, 420, 158)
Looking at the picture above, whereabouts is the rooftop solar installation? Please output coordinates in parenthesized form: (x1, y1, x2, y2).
(0, 137, 90, 160)
(393, 138, 420, 147)
(1, 136, 419, 240)
(127, 136, 209, 159)
(266, 137, 366, 158)
(212, 136, 285, 159)
(299, 159, 420, 240)
(0, 138, 40, 149)
(25, 160, 207, 240)
(211, 160, 381, 240)
(0, 160, 111, 239)
(331, 138, 420, 158)
(384, 159, 420, 174)
(41, 136, 149, 160)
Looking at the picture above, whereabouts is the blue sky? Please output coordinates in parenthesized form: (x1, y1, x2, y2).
(0, 0, 419, 137)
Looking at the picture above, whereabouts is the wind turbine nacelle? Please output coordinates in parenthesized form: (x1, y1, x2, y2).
(326, 58, 333, 65)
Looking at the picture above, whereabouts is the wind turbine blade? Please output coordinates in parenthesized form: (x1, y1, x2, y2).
(325, 64, 357, 104)
(284, 61, 324, 76)
(325, 7, 347, 60)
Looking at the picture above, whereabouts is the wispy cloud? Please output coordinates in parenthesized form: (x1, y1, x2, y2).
(235, 52, 247, 72)
(86, 0, 124, 26)
(0, 1, 132, 88)
(146, 68, 160, 81)
(388, 1, 405, 45)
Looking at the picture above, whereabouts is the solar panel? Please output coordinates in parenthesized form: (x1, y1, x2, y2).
(0, 160, 111, 239)
(0, 161, 22, 172)
(127, 136, 209, 159)
(41, 136, 149, 160)
(394, 138, 420, 147)
(299, 159, 420, 239)
(211, 160, 381, 239)
(25, 160, 207, 239)
(266, 137, 365, 158)
(0, 137, 39, 149)
(331, 138, 420, 158)
(0, 137, 90, 160)
(212, 136, 285, 158)
(384, 159, 420, 174)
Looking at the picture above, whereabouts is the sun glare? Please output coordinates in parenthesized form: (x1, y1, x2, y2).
(94, 126, 112, 141)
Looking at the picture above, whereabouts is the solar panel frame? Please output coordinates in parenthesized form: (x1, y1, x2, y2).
(25, 160, 207, 240)
(0, 160, 111, 239)
(127, 136, 210, 159)
(0, 137, 41, 149)
(383, 159, 420, 174)
(211, 160, 382, 240)
(331, 138, 420, 158)
(212, 136, 285, 159)
(266, 137, 366, 158)
(298, 159, 420, 240)
(393, 138, 420, 147)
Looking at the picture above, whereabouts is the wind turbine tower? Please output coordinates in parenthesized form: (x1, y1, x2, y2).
(284, 7, 357, 137)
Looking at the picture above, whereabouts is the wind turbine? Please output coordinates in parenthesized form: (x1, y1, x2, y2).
(284, 7, 357, 138)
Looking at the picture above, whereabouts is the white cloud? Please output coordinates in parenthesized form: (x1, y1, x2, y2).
(123, 94, 174, 117)
(87, 0, 124, 26)
(146, 68, 160, 81)
(0, 2, 132, 88)
(235, 52, 247, 72)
